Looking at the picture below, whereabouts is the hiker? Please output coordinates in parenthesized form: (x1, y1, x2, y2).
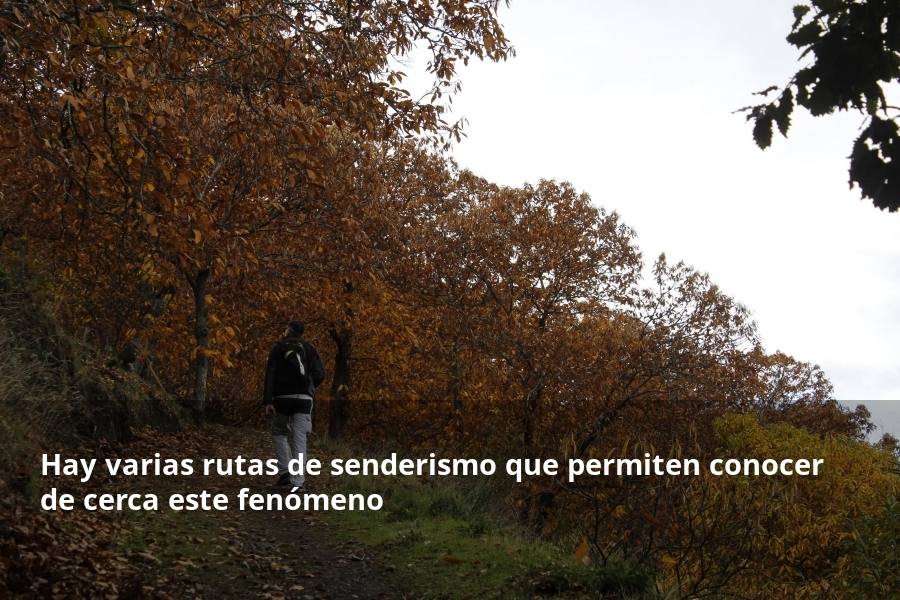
(263, 321, 325, 488)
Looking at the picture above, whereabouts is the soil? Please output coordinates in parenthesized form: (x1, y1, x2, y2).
(111, 425, 408, 600)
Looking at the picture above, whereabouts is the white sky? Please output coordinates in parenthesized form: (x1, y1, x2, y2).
(424, 0, 900, 438)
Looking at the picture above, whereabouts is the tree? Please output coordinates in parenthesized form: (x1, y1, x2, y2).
(745, 0, 900, 211)
(843, 496, 900, 598)
(703, 415, 899, 598)
(441, 177, 641, 460)
(0, 0, 511, 416)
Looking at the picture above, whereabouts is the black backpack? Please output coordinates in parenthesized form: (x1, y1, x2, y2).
(274, 340, 311, 392)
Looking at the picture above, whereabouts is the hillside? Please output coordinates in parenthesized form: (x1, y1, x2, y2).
(0, 273, 649, 599)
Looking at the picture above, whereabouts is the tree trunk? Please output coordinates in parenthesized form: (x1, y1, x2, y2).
(328, 326, 351, 440)
(519, 379, 544, 525)
(448, 336, 465, 451)
(188, 268, 211, 419)
(522, 381, 543, 460)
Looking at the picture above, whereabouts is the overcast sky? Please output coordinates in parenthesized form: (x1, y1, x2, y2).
(427, 0, 899, 438)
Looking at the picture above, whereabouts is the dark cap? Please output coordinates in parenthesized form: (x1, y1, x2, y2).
(287, 320, 305, 336)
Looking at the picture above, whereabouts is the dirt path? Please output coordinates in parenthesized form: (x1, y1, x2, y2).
(113, 425, 406, 600)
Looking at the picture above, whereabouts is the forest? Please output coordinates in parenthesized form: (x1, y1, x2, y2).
(1, 1, 899, 599)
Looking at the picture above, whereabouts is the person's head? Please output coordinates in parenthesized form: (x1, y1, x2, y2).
(284, 320, 304, 338)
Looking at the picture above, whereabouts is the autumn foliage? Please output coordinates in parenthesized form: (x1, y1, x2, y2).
(1, 2, 897, 598)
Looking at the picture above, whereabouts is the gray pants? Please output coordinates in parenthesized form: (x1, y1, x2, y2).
(271, 411, 312, 487)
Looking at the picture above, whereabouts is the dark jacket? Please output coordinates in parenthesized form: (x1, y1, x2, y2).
(263, 336, 325, 414)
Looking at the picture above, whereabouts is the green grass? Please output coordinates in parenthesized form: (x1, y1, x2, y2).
(328, 475, 654, 599)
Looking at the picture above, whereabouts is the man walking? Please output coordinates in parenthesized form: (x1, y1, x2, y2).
(263, 321, 325, 488)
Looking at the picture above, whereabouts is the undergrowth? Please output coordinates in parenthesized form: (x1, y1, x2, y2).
(329, 470, 656, 599)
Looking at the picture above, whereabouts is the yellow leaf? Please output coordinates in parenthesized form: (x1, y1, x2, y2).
(193, 229, 202, 244)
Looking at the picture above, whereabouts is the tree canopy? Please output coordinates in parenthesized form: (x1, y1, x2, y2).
(1, 3, 897, 598)
(745, 0, 900, 211)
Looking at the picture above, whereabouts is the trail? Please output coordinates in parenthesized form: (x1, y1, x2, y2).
(112, 425, 403, 600)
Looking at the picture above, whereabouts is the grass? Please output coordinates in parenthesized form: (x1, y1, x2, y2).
(328, 474, 654, 599)
(0, 284, 80, 484)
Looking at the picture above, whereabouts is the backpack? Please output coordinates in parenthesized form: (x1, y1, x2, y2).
(276, 340, 312, 393)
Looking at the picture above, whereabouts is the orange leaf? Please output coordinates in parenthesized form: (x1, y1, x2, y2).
(573, 540, 589, 564)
